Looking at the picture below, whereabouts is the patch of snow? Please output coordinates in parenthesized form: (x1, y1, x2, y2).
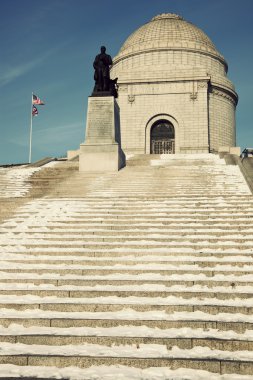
(0, 364, 252, 380)
(0, 282, 252, 295)
(0, 166, 41, 198)
(0, 271, 252, 282)
(0, 308, 253, 324)
(0, 342, 253, 361)
(125, 154, 135, 160)
(42, 161, 59, 168)
(2, 323, 253, 341)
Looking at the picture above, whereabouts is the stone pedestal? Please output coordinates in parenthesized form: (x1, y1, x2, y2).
(79, 96, 125, 172)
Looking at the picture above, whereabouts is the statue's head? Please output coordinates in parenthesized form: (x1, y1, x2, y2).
(100, 46, 106, 53)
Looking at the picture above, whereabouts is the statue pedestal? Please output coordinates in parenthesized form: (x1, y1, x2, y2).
(79, 96, 125, 172)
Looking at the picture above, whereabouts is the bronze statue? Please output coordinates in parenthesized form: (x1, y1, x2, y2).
(93, 46, 112, 91)
(92, 46, 118, 97)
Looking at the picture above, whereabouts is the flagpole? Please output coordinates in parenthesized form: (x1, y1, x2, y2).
(29, 92, 33, 164)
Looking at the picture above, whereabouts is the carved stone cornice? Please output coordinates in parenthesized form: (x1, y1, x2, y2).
(210, 85, 238, 106)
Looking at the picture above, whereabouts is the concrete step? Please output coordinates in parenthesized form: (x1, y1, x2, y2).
(0, 346, 252, 375)
(5, 236, 253, 244)
(9, 209, 251, 216)
(1, 257, 253, 268)
(5, 243, 253, 251)
(0, 308, 252, 331)
(5, 220, 253, 227)
(2, 255, 253, 265)
(35, 195, 253, 199)
(1, 300, 251, 314)
(1, 331, 253, 351)
(0, 277, 251, 287)
(2, 366, 253, 380)
(0, 286, 252, 299)
(2, 267, 253, 276)
(3, 249, 253, 257)
(3, 230, 253, 237)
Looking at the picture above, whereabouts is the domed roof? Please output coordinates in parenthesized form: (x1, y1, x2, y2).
(115, 13, 224, 63)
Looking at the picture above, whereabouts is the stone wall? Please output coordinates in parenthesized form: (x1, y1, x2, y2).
(113, 50, 227, 79)
(115, 79, 210, 154)
(209, 89, 236, 152)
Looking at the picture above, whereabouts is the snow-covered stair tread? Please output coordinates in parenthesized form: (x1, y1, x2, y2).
(0, 166, 41, 198)
(0, 364, 253, 379)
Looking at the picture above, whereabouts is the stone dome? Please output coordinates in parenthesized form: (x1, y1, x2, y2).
(114, 13, 225, 66)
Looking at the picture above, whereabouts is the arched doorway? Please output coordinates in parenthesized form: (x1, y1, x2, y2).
(150, 120, 175, 154)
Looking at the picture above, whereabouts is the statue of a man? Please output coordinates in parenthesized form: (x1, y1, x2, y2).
(93, 46, 113, 92)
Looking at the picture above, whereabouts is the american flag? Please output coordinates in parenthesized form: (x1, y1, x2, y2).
(33, 94, 45, 105)
(32, 105, 38, 116)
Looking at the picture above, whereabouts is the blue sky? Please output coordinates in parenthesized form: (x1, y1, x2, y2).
(0, 0, 252, 164)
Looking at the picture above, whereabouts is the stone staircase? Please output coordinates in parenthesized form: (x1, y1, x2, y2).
(0, 154, 253, 379)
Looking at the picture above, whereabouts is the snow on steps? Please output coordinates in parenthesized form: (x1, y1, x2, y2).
(1, 342, 253, 374)
(0, 166, 41, 198)
(0, 154, 253, 378)
(0, 365, 252, 380)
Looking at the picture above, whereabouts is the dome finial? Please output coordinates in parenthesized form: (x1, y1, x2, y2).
(151, 13, 184, 21)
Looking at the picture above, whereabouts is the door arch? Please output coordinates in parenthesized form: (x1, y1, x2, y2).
(150, 119, 175, 154)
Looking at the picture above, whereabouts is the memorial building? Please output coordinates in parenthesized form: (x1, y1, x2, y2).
(110, 13, 238, 155)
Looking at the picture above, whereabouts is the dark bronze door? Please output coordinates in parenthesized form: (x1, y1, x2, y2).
(151, 120, 175, 154)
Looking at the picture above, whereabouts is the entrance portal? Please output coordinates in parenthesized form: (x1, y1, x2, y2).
(151, 120, 175, 154)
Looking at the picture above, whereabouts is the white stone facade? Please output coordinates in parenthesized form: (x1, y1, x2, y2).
(110, 13, 238, 154)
